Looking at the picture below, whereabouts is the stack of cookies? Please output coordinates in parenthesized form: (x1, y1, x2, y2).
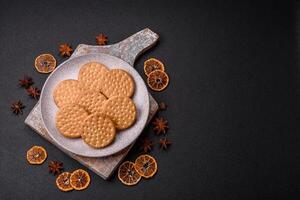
(53, 62, 136, 149)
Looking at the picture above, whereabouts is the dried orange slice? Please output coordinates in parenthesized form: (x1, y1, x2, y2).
(118, 161, 141, 186)
(147, 70, 169, 91)
(34, 54, 57, 73)
(144, 58, 165, 76)
(56, 172, 73, 192)
(70, 169, 90, 190)
(26, 146, 47, 165)
(134, 154, 157, 178)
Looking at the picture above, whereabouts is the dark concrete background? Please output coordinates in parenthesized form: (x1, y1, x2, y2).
(0, 0, 299, 199)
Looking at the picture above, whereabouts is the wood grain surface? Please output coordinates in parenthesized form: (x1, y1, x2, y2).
(24, 28, 159, 179)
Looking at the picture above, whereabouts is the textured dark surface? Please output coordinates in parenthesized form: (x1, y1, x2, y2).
(0, 0, 299, 199)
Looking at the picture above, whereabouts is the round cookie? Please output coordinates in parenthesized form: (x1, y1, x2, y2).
(78, 62, 109, 92)
(100, 69, 135, 98)
(56, 104, 89, 138)
(82, 114, 116, 148)
(53, 79, 82, 108)
(76, 91, 107, 114)
(102, 96, 136, 130)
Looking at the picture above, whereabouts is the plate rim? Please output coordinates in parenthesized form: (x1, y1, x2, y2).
(40, 53, 149, 157)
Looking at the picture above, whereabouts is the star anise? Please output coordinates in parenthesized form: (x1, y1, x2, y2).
(19, 76, 33, 88)
(96, 34, 108, 45)
(139, 138, 153, 153)
(48, 160, 64, 175)
(10, 100, 25, 115)
(153, 117, 169, 135)
(159, 102, 167, 111)
(27, 86, 40, 100)
(159, 137, 172, 150)
(59, 44, 73, 57)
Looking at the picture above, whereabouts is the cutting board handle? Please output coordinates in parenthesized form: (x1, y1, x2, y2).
(72, 28, 159, 66)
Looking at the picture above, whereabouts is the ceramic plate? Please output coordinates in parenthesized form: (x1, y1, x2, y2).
(40, 53, 149, 157)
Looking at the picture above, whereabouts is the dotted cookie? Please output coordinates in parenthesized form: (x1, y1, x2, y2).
(82, 114, 116, 148)
(102, 96, 136, 130)
(76, 91, 107, 114)
(78, 62, 109, 92)
(53, 79, 82, 108)
(100, 69, 135, 98)
(56, 104, 89, 138)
